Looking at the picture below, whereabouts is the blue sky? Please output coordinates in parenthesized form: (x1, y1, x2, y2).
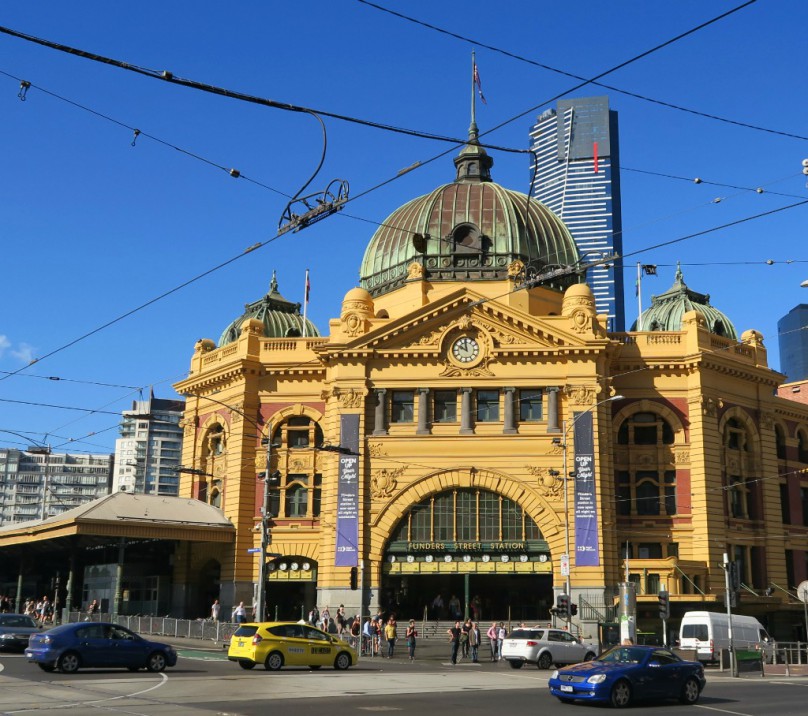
(1, 1, 806, 455)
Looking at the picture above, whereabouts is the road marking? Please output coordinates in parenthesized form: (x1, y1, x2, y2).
(696, 705, 756, 716)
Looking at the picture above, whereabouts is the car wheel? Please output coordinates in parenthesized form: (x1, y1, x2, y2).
(584, 652, 596, 661)
(239, 660, 255, 670)
(309, 665, 322, 670)
(537, 652, 553, 670)
(610, 679, 632, 708)
(146, 652, 167, 673)
(57, 652, 81, 674)
(37, 663, 55, 672)
(264, 651, 284, 671)
(679, 676, 701, 705)
(334, 651, 352, 670)
(508, 661, 524, 669)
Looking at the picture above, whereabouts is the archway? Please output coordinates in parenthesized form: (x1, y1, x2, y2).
(266, 556, 318, 621)
(380, 486, 556, 622)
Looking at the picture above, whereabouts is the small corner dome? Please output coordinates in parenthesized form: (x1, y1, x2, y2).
(632, 264, 737, 339)
(218, 272, 320, 346)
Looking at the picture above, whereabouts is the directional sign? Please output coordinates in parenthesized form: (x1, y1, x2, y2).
(247, 547, 262, 554)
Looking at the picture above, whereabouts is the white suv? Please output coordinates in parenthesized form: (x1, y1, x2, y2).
(501, 627, 597, 670)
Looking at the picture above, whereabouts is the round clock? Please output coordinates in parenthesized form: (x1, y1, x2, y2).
(452, 336, 480, 363)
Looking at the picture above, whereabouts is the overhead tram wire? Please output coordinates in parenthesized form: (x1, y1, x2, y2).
(357, 0, 806, 143)
(0, 3, 787, 383)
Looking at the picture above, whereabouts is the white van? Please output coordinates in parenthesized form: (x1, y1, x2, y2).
(679, 611, 772, 662)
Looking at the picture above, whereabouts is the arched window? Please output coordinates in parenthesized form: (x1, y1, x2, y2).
(390, 489, 542, 544)
(775, 424, 787, 460)
(798, 430, 808, 464)
(725, 418, 748, 451)
(617, 412, 674, 446)
(273, 416, 324, 450)
(285, 483, 308, 518)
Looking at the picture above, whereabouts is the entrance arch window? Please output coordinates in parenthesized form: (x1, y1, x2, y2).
(278, 416, 324, 449)
(617, 412, 674, 445)
(390, 488, 542, 543)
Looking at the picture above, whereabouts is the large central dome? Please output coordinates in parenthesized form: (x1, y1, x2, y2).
(359, 128, 580, 297)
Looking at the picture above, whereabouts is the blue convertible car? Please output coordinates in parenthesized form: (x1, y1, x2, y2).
(25, 622, 177, 674)
(548, 645, 706, 708)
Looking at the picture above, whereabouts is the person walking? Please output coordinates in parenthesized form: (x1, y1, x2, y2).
(448, 620, 462, 665)
(405, 619, 418, 661)
(211, 599, 221, 622)
(487, 621, 498, 661)
(320, 605, 331, 632)
(307, 605, 320, 626)
(232, 601, 247, 624)
(384, 617, 397, 658)
(496, 622, 506, 660)
(469, 621, 481, 663)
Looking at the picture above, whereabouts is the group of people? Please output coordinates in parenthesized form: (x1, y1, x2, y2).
(358, 612, 418, 661)
(22, 596, 55, 624)
(447, 619, 487, 664)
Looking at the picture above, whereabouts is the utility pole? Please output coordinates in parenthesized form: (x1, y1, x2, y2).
(722, 553, 738, 677)
(256, 426, 273, 623)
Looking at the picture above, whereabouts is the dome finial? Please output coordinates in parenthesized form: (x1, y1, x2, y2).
(269, 270, 279, 294)
(455, 51, 493, 183)
(675, 261, 684, 285)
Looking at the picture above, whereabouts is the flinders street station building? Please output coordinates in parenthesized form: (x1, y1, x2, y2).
(3, 125, 807, 642)
(169, 125, 808, 640)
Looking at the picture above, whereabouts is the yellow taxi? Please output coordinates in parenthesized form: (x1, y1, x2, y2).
(227, 621, 358, 671)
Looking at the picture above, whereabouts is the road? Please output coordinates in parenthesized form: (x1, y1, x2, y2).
(2, 647, 808, 716)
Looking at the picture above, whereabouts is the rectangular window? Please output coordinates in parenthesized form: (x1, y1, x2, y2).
(391, 391, 414, 423)
(456, 492, 476, 540)
(638, 543, 663, 559)
(781, 484, 791, 524)
(410, 503, 431, 541)
(519, 389, 543, 421)
(433, 390, 457, 423)
(479, 492, 499, 540)
(617, 471, 631, 516)
(664, 471, 677, 515)
(802, 487, 808, 527)
(476, 390, 500, 422)
(433, 494, 453, 541)
(313, 474, 322, 517)
(646, 573, 660, 594)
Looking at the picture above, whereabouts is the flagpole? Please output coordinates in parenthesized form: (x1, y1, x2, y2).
(636, 262, 642, 331)
(302, 268, 310, 338)
(470, 50, 477, 134)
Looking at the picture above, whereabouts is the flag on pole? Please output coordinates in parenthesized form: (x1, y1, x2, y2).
(302, 269, 310, 338)
(593, 141, 599, 173)
(305, 271, 311, 303)
(473, 62, 487, 105)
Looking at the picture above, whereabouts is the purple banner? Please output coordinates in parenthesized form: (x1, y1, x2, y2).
(573, 411, 600, 567)
(334, 413, 360, 567)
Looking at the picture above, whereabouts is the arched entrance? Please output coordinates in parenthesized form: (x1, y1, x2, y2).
(381, 488, 555, 622)
(266, 556, 317, 621)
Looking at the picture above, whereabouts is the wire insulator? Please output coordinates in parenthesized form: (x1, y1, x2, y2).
(131, 128, 141, 147)
(18, 80, 31, 101)
(229, 169, 241, 178)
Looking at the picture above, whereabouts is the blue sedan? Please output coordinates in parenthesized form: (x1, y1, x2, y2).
(25, 622, 177, 674)
(548, 645, 706, 708)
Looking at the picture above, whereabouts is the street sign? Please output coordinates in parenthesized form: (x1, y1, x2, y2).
(560, 553, 570, 577)
(247, 547, 262, 554)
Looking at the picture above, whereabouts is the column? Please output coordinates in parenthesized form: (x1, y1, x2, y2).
(547, 387, 561, 433)
(460, 388, 473, 435)
(373, 389, 387, 436)
(416, 388, 430, 435)
(504, 387, 517, 434)
(113, 538, 126, 616)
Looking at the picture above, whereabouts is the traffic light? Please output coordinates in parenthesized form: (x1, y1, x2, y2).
(556, 593, 569, 618)
(658, 591, 670, 620)
(349, 566, 358, 590)
(570, 603, 578, 617)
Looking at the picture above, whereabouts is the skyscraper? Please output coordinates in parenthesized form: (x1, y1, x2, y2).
(778, 304, 808, 381)
(530, 96, 625, 330)
(114, 395, 185, 495)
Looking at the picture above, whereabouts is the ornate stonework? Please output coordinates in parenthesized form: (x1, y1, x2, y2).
(526, 466, 563, 498)
(674, 449, 690, 465)
(507, 259, 525, 279)
(341, 311, 369, 337)
(367, 443, 387, 458)
(332, 388, 365, 409)
(564, 384, 598, 406)
(407, 261, 424, 279)
(440, 362, 494, 378)
(371, 466, 404, 499)
(702, 396, 722, 417)
(758, 413, 774, 431)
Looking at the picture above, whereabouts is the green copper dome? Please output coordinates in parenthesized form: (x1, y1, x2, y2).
(218, 273, 320, 346)
(633, 264, 737, 339)
(359, 128, 580, 297)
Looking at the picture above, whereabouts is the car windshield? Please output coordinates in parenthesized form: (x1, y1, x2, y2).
(596, 647, 645, 664)
(507, 629, 545, 639)
(0, 615, 36, 628)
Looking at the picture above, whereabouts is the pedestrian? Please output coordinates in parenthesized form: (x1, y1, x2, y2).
(469, 621, 481, 663)
(448, 620, 462, 665)
(431, 593, 444, 620)
(350, 615, 361, 648)
(320, 605, 331, 632)
(232, 601, 247, 624)
(448, 594, 461, 620)
(384, 617, 397, 658)
(406, 619, 418, 661)
(487, 621, 498, 661)
(461, 619, 471, 659)
(211, 599, 221, 622)
(497, 622, 506, 660)
(308, 605, 320, 626)
(336, 605, 346, 635)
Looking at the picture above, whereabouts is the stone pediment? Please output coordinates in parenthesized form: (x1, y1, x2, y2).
(346, 291, 591, 357)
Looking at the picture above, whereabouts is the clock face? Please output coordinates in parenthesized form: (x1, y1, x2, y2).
(452, 336, 480, 363)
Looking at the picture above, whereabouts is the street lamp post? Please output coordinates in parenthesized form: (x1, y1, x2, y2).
(555, 394, 623, 627)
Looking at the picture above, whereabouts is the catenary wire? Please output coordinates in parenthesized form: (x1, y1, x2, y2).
(356, 0, 806, 143)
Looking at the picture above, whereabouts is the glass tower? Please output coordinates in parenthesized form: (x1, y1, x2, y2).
(778, 304, 808, 381)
